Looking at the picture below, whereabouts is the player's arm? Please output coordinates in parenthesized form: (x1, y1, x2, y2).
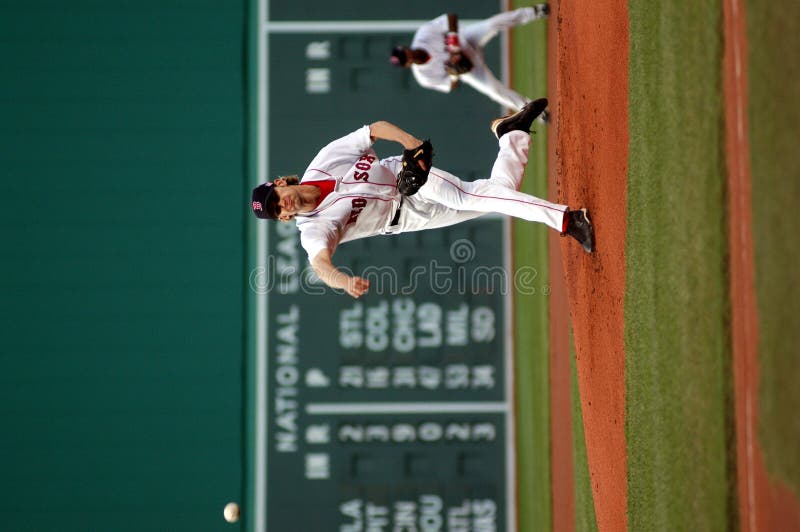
(303, 125, 374, 176)
(369, 121, 423, 151)
(442, 13, 471, 90)
(369, 121, 431, 172)
(310, 249, 370, 299)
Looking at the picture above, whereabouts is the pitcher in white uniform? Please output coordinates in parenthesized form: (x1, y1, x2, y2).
(251, 100, 594, 298)
(390, 7, 549, 113)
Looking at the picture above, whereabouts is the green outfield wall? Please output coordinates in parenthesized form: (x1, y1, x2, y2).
(0, 2, 246, 531)
(1, 1, 526, 531)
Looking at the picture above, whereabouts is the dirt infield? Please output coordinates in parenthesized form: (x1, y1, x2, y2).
(548, 0, 630, 531)
(724, 0, 800, 530)
(546, 0, 800, 530)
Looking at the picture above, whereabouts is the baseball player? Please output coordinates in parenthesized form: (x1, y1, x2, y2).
(251, 99, 593, 299)
(390, 6, 549, 115)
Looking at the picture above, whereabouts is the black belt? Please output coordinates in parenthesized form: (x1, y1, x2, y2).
(390, 196, 404, 226)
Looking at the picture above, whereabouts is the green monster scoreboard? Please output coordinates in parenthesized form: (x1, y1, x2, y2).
(260, 222, 512, 531)
(250, 1, 516, 530)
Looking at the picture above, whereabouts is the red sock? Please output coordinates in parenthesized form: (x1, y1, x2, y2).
(561, 210, 570, 233)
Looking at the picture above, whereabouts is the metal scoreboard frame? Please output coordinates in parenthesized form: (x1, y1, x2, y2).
(247, 1, 517, 530)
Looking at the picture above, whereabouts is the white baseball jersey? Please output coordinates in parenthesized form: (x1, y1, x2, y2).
(410, 8, 544, 111)
(295, 125, 567, 262)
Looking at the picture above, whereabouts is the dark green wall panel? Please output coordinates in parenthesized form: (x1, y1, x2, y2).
(0, 2, 246, 530)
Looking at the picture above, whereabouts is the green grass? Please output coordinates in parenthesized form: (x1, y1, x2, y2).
(511, 2, 552, 531)
(626, 0, 736, 530)
(745, 0, 800, 495)
(512, 0, 800, 529)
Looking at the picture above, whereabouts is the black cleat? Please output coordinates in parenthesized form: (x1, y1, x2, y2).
(534, 3, 550, 17)
(562, 208, 594, 253)
(491, 98, 549, 139)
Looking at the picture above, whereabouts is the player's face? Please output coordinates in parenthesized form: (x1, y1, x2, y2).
(273, 185, 309, 222)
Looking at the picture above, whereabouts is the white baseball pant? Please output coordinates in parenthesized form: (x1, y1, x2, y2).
(460, 7, 546, 111)
(397, 130, 567, 233)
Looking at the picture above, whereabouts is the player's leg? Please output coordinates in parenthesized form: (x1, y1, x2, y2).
(461, 60, 530, 112)
(415, 131, 567, 231)
(463, 6, 549, 48)
(398, 199, 486, 233)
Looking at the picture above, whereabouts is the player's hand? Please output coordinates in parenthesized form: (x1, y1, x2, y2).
(445, 52, 473, 76)
(397, 140, 434, 196)
(346, 276, 370, 298)
(404, 139, 428, 171)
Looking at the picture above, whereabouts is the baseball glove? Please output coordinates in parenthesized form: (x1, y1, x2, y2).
(445, 53, 473, 76)
(397, 139, 434, 196)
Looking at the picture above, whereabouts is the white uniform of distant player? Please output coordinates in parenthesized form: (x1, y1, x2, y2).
(295, 125, 566, 262)
(410, 8, 545, 111)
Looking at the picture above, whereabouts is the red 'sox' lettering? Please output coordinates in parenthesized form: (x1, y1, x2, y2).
(346, 198, 368, 225)
(353, 154, 375, 181)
